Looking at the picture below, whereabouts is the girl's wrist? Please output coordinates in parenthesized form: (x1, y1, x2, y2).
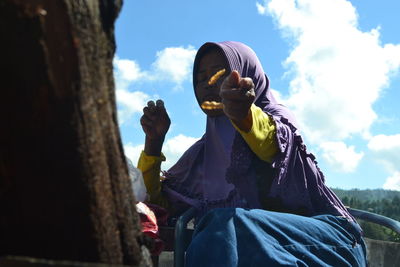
(144, 136, 165, 156)
(232, 109, 252, 132)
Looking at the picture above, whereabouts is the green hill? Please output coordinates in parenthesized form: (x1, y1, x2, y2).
(331, 188, 400, 242)
(332, 188, 400, 202)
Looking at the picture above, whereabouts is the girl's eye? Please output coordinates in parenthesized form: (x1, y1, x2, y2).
(196, 75, 207, 84)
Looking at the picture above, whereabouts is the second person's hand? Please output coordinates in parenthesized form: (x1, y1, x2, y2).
(220, 70, 255, 130)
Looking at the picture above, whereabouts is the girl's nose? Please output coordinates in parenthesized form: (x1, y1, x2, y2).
(205, 82, 219, 91)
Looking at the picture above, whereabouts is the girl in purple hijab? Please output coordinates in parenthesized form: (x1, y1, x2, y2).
(138, 41, 367, 266)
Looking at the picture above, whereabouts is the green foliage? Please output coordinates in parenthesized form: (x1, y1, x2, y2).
(332, 188, 400, 203)
(358, 221, 400, 243)
(332, 188, 400, 243)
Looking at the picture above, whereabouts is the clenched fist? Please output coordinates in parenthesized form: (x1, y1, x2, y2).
(140, 99, 170, 156)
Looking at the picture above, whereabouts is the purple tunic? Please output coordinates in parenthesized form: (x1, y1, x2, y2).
(162, 41, 354, 221)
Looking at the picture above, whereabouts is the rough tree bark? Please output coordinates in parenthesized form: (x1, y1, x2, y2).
(0, 0, 149, 265)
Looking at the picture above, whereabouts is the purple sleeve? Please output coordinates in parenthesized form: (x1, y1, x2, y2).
(266, 115, 354, 220)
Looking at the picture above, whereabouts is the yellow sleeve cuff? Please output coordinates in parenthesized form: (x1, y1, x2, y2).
(232, 104, 279, 163)
(137, 150, 166, 174)
(137, 151, 170, 208)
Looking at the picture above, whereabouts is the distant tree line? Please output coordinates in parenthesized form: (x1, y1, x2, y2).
(332, 188, 400, 243)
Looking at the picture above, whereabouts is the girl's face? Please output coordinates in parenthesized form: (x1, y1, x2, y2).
(195, 49, 229, 117)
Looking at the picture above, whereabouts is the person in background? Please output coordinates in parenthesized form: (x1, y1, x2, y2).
(137, 41, 367, 266)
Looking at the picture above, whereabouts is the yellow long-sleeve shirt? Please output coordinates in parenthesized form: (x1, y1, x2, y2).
(137, 104, 278, 209)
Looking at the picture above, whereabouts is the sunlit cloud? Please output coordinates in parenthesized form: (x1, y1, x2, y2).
(320, 141, 364, 173)
(162, 134, 199, 169)
(368, 134, 400, 189)
(382, 171, 400, 191)
(256, 0, 400, 174)
(114, 57, 147, 82)
(152, 46, 197, 90)
(116, 90, 150, 124)
(113, 46, 196, 123)
(269, 88, 285, 105)
(124, 143, 144, 167)
(368, 134, 400, 151)
(257, 0, 400, 143)
(113, 57, 151, 124)
(124, 134, 199, 170)
(114, 45, 196, 88)
(256, 2, 267, 15)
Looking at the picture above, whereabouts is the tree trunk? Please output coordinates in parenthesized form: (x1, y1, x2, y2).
(0, 0, 148, 265)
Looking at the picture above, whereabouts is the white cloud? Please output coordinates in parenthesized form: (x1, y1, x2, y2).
(124, 143, 144, 167)
(113, 45, 196, 122)
(270, 88, 286, 105)
(257, 0, 400, 143)
(114, 46, 196, 89)
(152, 46, 197, 89)
(113, 57, 151, 124)
(114, 46, 196, 88)
(368, 134, 400, 172)
(368, 134, 400, 189)
(114, 57, 147, 82)
(162, 134, 199, 169)
(113, 57, 147, 93)
(124, 134, 199, 171)
(368, 134, 400, 151)
(256, 2, 267, 14)
(116, 90, 150, 124)
(320, 141, 364, 173)
(382, 171, 400, 191)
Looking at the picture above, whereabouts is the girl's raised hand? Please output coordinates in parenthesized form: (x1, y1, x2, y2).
(140, 99, 171, 141)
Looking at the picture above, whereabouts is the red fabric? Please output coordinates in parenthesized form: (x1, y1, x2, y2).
(136, 202, 168, 255)
(145, 202, 168, 226)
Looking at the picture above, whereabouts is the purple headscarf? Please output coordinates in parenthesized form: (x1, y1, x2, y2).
(162, 41, 354, 221)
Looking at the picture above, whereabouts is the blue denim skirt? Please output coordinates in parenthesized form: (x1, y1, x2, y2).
(186, 208, 367, 266)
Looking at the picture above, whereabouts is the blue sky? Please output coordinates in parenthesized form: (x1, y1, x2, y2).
(114, 0, 400, 190)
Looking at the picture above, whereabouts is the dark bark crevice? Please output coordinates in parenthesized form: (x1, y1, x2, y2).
(0, 0, 148, 265)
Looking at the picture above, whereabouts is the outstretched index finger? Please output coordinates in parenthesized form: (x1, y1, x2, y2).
(221, 70, 240, 90)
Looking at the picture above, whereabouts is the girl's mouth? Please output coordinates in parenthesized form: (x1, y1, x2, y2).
(202, 95, 221, 102)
